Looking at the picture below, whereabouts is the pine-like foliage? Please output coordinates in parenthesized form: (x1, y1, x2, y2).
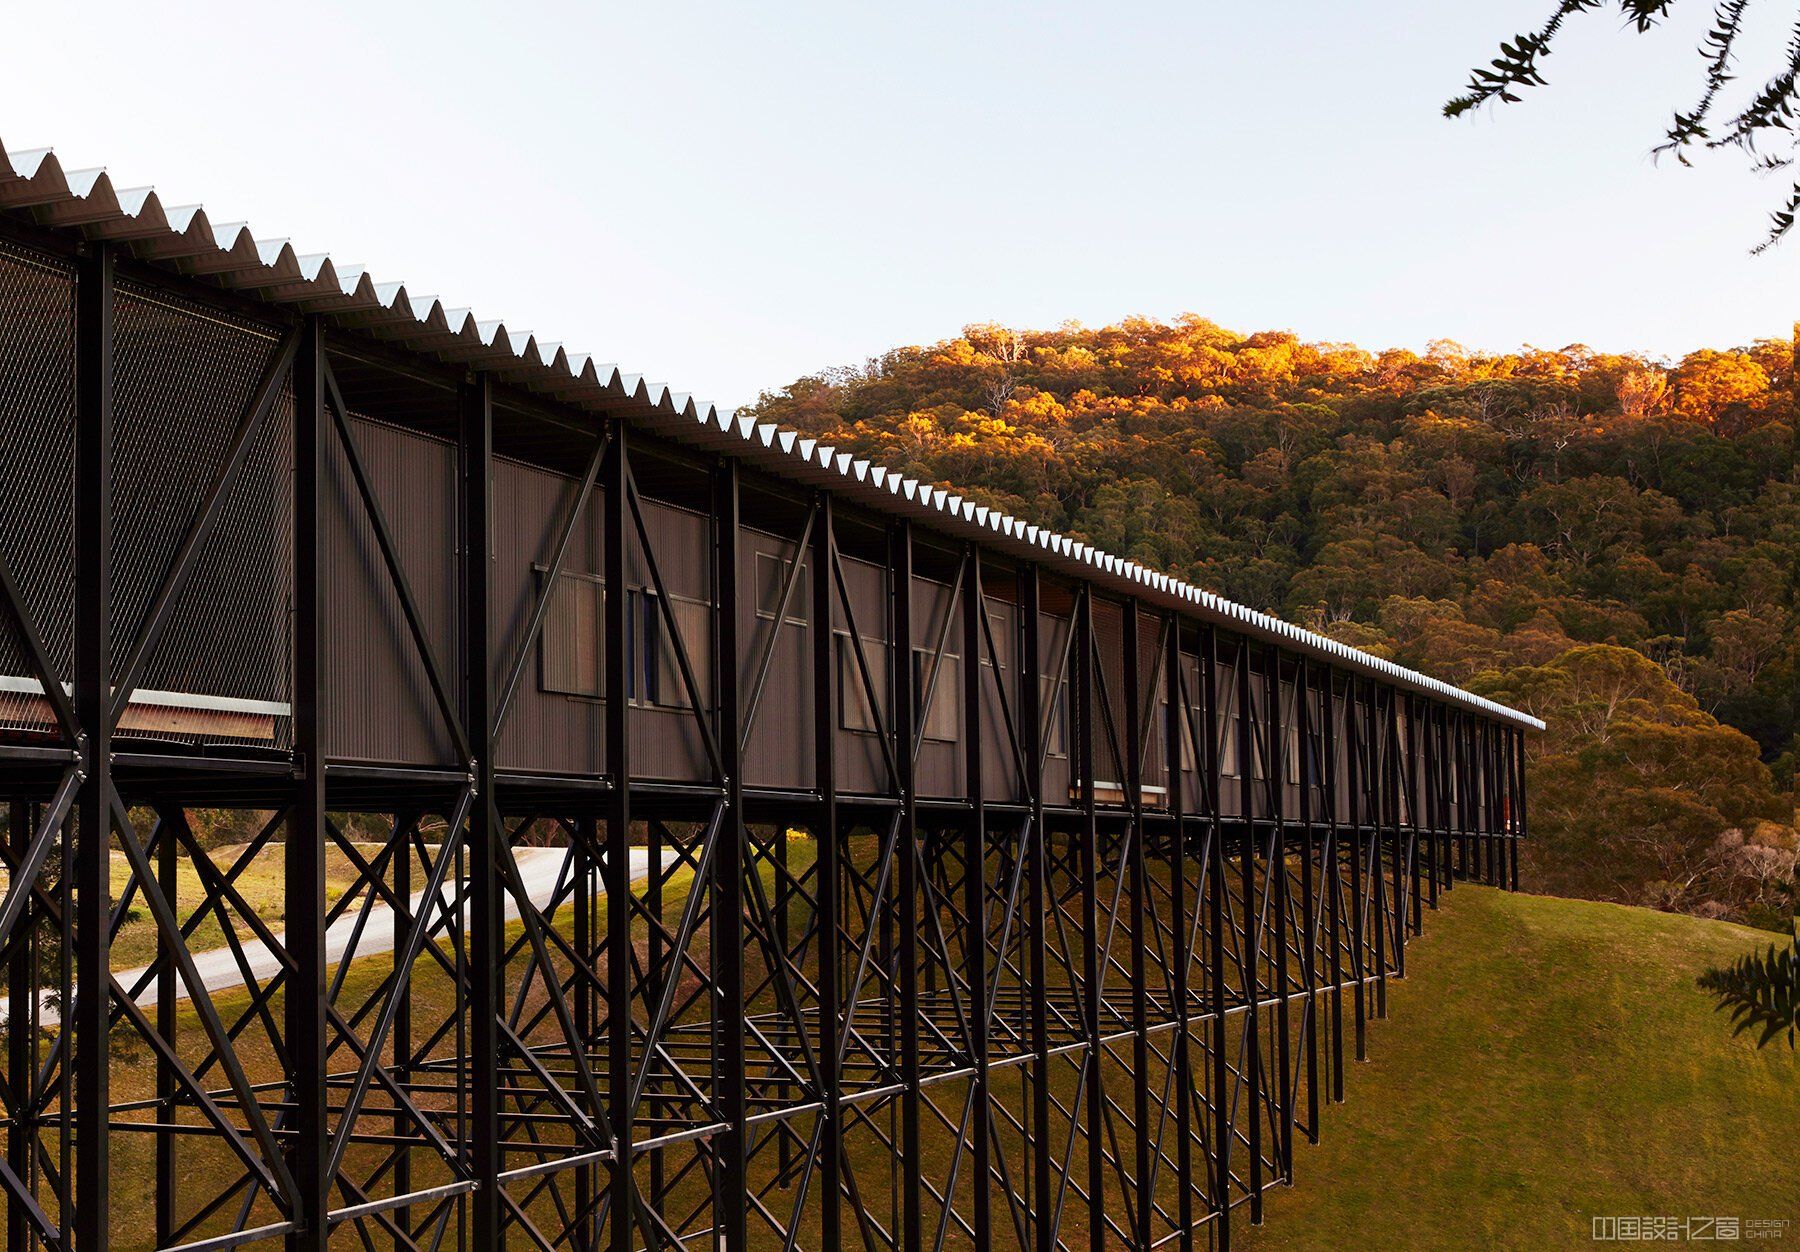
(1449, 1, 1800, 250)
(1697, 926, 1799, 1048)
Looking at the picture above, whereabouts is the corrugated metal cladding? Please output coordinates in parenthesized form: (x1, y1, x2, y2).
(302, 411, 1405, 815)
(0, 138, 1540, 732)
(321, 414, 458, 764)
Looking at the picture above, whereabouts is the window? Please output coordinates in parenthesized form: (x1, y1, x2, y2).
(755, 551, 809, 625)
(1152, 664, 1201, 775)
(647, 592, 713, 709)
(1162, 690, 1198, 773)
(1285, 711, 1301, 783)
(624, 589, 640, 702)
(637, 591, 711, 709)
(1216, 690, 1241, 778)
(913, 649, 961, 742)
(976, 606, 1011, 673)
(1040, 674, 1069, 758)
(540, 571, 603, 698)
(538, 571, 712, 711)
(837, 632, 886, 733)
(976, 607, 1011, 721)
(1302, 696, 1324, 790)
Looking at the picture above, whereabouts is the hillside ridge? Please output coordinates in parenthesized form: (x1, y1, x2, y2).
(749, 319, 1800, 927)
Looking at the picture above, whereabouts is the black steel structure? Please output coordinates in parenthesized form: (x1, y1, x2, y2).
(0, 146, 1538, 1252)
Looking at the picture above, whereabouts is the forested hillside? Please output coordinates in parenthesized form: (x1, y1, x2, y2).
(747, 318, 1800, 928)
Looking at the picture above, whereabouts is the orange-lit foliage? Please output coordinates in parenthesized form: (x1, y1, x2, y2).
(750, 317, 1800, 924)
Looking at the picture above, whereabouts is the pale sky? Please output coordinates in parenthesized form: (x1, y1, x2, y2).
(4, 1, 1795, 408)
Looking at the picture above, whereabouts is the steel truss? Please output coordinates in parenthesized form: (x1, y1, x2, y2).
(0, 240, 1526, 1252)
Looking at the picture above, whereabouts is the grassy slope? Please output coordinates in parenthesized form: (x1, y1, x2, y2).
(0, 843, 372, 970)
(1240, 886, 1797, 1252)
(42, 851, 1797, 1247)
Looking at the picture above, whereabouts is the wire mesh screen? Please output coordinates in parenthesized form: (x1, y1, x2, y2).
(0, 243, 76, 738)
(111, 281, 293, 748)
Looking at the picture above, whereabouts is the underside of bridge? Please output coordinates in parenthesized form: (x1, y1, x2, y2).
(0, 188, 1528, 1252)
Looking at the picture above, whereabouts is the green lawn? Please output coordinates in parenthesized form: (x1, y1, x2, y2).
(1240, 886, 1798, 1252)
(0, 842, 375, 970)
(106, 842, 372, 968)
(21, 847, 1796, 1248)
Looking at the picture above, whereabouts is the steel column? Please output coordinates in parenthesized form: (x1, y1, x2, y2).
(1074, 590, 1103, 1252)
(1020, 565, 1051, 1252)
(811, 493, 842, 1246)
(155, 804, 176, 1248)
(72, 239, 113, 1252)
(1513, 726, 1526, 890)
(6, 798, 32, 1252)
(1234, 641, 1262, 1222)
(890, 521, 922, 1252)
(1406, 694, 1423, 934)
(1124, 599, 1151, 1252)
(1322, 668, 1344, 1103)
(1345, 676, 1367, 1064)
(1369, 680, 1388, 1019)
(392, 808, 415, 1242)
(961, 549, 992, 1251)
(286, 315, 329, 1252)
(1164, 621, 1194, 1249)
(1202, 626, 1229, 1248)
(1265, 648, 1291, 1183)
(461, 371, 501, 1250)
(604, 421, 634, 1252)
(1297, 659, 1319, 1147)
(712, 456, 748, 1252)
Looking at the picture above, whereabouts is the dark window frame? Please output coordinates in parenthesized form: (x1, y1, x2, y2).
(536, 566, 604, 700)
(643, 588, 714, 711)
(836, 629, 886, 735)
(1041, 673, 1070, 760)
(912, 647, 961, 744)
(754, 549, 809, 627)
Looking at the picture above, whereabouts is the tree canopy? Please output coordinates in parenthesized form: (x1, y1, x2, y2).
(749, 316, 1800, 928)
